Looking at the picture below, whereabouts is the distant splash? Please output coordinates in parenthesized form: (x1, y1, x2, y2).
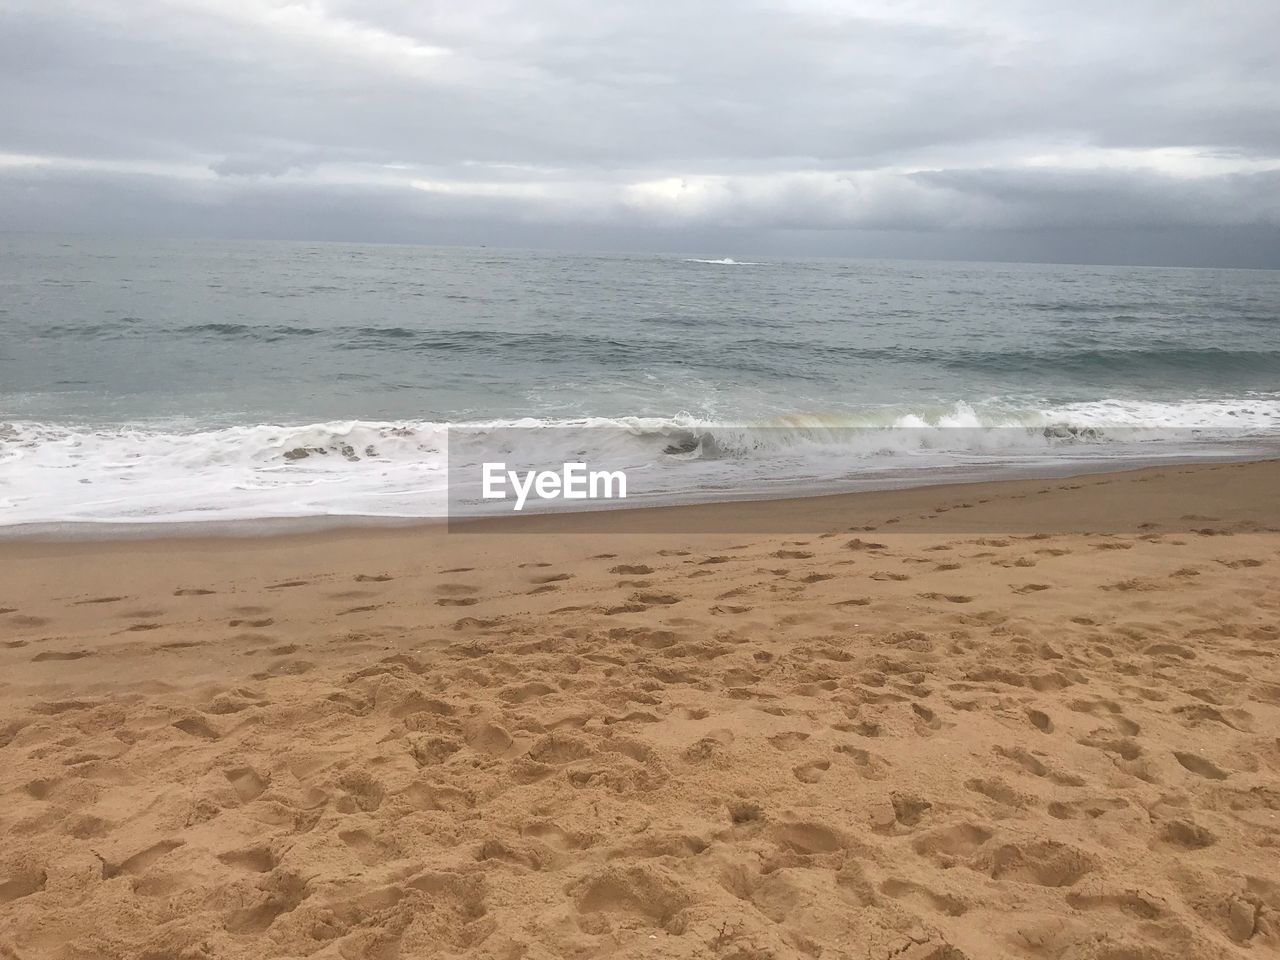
(682, 257, 764, 265)
(3, 396, 1278, 526)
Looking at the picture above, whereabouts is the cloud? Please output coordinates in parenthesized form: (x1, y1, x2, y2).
(1, 0, 1278, 264)
(210, 151, 320, 179)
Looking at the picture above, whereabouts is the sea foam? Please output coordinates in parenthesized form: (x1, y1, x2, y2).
(3, 396, 1278, 526)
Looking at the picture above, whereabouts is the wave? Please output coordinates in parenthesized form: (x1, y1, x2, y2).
(710, 341, 1280, 376)
(2, 396, 1278, 525)
(682, 258, 764, 265)
(188, 322, 326, 341)
(20, 319, 1279, 382)
(933, 346, 1280, 377)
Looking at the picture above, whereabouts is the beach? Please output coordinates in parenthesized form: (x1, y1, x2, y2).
(2, 459, 1278, 959)
(5, 1, 1280, 956)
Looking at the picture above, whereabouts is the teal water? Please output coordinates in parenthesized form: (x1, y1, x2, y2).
(1, 234, 1277, 524)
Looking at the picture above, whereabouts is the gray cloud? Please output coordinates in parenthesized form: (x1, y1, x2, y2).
(2, 0, 1278, 265)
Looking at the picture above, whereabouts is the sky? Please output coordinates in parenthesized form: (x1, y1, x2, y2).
(2, 0, 1279, 266)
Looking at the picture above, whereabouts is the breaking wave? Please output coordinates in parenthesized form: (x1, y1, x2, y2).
(2, 396, 1278, 526)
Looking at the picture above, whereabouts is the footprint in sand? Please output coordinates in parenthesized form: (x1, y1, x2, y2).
(880, 878, 968, 916)
(437, 583, 479, 595)
(1173, 751, 1229, 780)
(917, 592, 973, 603)
(993, 557, 1037, 568)
(768, 820, 847, 854)
(31, 649, 92, 662)
(767, 731, 810, 751)
(978, 840, 1097, 887)
(1046, 797, 1130, 821)
(1159, 819, 1216, 849)
(793, 759, 831, 783)
(101, 840, 185, 880)
(835, 745, 890, 780)
(995, 745, 1084, 786)
(571, 865, 690, 934)
(912, 702, 945, 730)
(338, 828, 394, 865)
(633, 592, 681, 606)
(964, 777, 1030, 809)
(911, 823, 993, 866)
(217, 845, 276, 873)
(1064, 890, 1163, 920)
(222, 873, 309, 934)
(1026, 709, 1053, 732)
(172, 716, 221, 740)
(530, 573, 572, 584)
(119, 607, 165, 619)
(498, 682, 557, 705)
(0, 868, 48, 904)
(610, 564, 653, 575)
(251, 658, 315, 680)
(9, 615, 50, 627)
(1102, 578, 1160, 592)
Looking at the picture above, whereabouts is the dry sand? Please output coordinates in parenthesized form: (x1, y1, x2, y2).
(1, 460, 1278, 960)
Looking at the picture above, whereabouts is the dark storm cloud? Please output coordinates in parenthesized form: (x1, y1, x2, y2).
(2, 0, 1278, 264)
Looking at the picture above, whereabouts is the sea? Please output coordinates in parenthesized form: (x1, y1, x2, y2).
(2, 233, 1278, 529)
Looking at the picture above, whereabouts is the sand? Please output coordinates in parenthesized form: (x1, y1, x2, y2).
(1, 460, 1278, 960)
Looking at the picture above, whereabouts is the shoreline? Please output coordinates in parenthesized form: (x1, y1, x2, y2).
(4, 452, 1277, 544)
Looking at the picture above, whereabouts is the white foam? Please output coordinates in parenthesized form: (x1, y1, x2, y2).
(2, 395, 1278, 526)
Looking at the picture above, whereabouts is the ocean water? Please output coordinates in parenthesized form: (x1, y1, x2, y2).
(1, 234, 1278, 526)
